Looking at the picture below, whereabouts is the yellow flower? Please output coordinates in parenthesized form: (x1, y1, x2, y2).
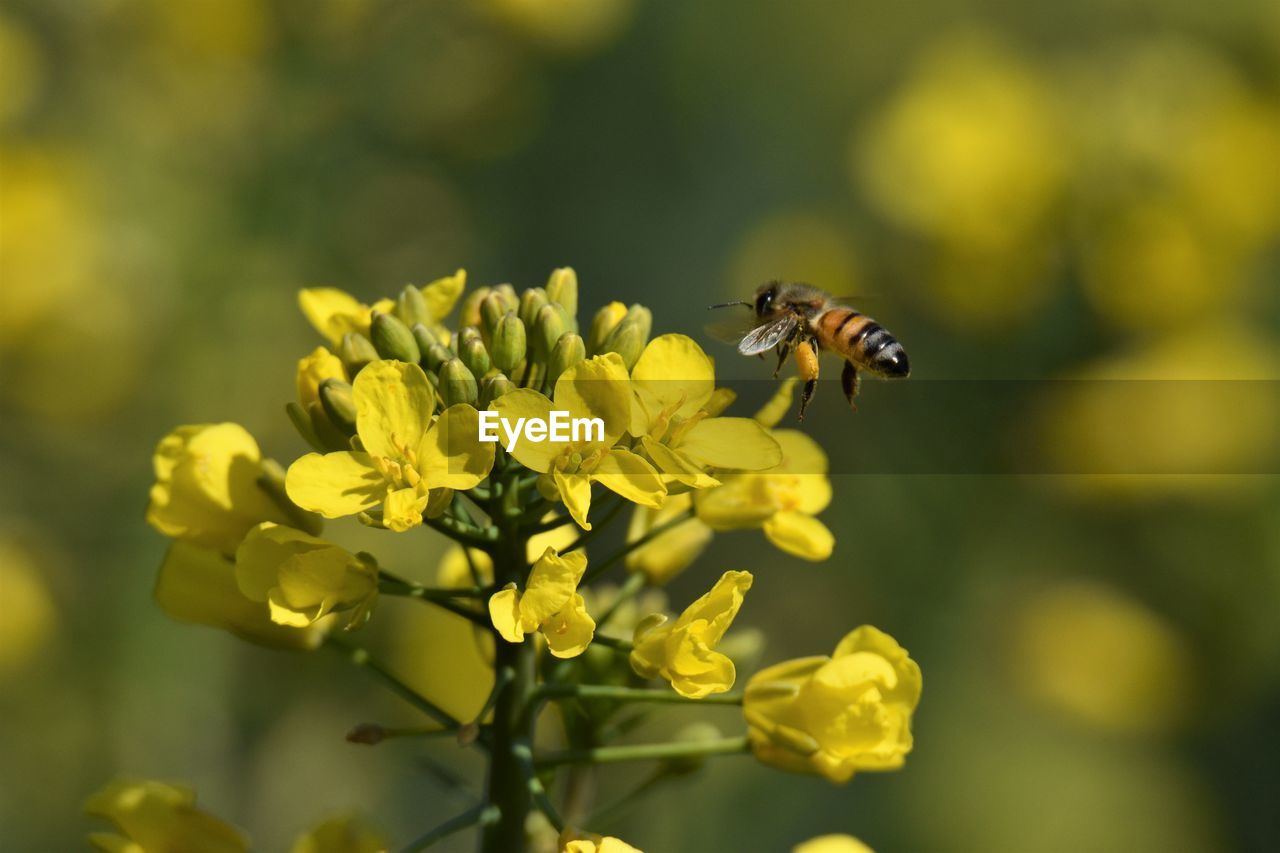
(156, 541, 328, 650)
(86, 779, 248, 853)
(286, 360, 494, 532)
(794, 835, 875, 853)
(297, 346, 347, 410)
(491, 353, 665, 529)
(744, 626, 921, 783)
(291, 814, 388, 853)
(489, 546, 595, 658)
(625, 493, 712, 584)
(298, 270, 465, 346)
(630, 570, 752, 698)
(146, 423, 296, 554)
(235, 523, 377, 629)
(629, 334, 781, 488)
(559, 829, 644, 853)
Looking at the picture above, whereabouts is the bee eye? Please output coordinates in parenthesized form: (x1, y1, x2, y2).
(756, 290, 774, 314)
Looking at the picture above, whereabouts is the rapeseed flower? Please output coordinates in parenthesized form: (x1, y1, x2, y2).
(86, 779, 247, 853)
(489, 546, 595, 658)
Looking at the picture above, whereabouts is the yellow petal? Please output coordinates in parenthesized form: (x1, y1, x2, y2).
(773, 429, 829, 475)
(521, 546, 588, 628)
(85, 779, 249, 853)
(763, 511, 834, 560)
(555, 468, 594, 530)
(625, 493, 713, 585)
(754, 377, 800, 427)
(490, 389, 559, 473)
(676, 417, 783, 471)
(673, 570, 753, 644)
(832, 625, 923, 707)
(631, 334, 716, 418)
(667, 630, 737, 698)
(421, 269, 466, 320)
(285, 452, 383, 519)
(793, 834, 875, 853)
(291, 814, 390, 853)
(382, 487, 428, 532)
(542, 593, 596, 658)
(353, 360, 435, 461)
(418, 405, 496, 489)
(692, 475, 777, 529)
(640, 437, 720, 489)
(590, 448, 666, 508)
(296, 347, 346, 409)
(555, 353, 632, 444)
(489, 583, 525, 643)
(298, 287, 369, 345)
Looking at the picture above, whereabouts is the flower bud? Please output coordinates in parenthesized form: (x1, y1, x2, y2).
(370, 311, 421, 363)
(519, 287, 548, 329)
(620, 303, 653, 340)
(424, 342, 454, 373)
(459, 336, 491, 378)
(458, 286, 491, 328)
(534, 303, 568, 361)
(602, 320, 645, 369)
(318, 379, 358, 436)
(456, 325, 483, 349)
(439, 358, 478, 407)
(479, 373, 517, 407)
(480, 293, 507, 344)
(492, 312, 527, 372)
(586, 301, 628, 355)
(492, 283, 519, 309)
(395, 284, 430, 327)
(339, 332, 379, 375)
(545, 267, 578, 319)
(547, 332, 585, 387)
(410, 322, 439, 359)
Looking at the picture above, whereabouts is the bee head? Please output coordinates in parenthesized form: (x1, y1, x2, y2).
(754, 282, 780, 317)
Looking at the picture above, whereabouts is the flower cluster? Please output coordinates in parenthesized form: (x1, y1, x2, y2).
(125, 267, 922, 852)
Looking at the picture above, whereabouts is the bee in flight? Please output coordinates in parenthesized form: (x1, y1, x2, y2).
(711, 281, 909, 420)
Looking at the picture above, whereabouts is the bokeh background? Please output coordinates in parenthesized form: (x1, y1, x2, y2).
(3, 0, 1280, 850)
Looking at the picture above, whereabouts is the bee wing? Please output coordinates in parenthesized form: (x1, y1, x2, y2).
(705, 313, 760, 346)
(737, 315, 797, 356)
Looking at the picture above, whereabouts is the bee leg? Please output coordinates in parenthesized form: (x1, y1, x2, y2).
(772, 341, 792, 378)
(794, 338, 820, 420)
(841, 361, 861, 413)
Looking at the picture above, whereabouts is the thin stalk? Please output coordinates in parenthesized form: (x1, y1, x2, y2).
(401, 804, 498, 852)
(535, 736, 751, 768)
(595, 572, 646, 631)
(537, 684, 743, 706)
(424, 514, 499, 547)
(378, 578, 491, 629)
(561, 496, 626, 555)
(580, 508, 695, 584)
(588, 634, 633, 653)
(324, 634, 461, 733)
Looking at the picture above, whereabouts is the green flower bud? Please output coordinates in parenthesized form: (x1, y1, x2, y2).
(545, 267, 579, 320)
(318, 379, 358, 435)
(492, 312, 527, 372)
(457, 325, 483, 349)
(492, 284, 519, 310)
(459, 336, 491, 378)
(479, 373, 517, 407)
(534, 303, 568, 361)
(410, 322, 439, 358)
(519, 287, 548, 329)
(620, 303, 653, 340)
(285, 401, 325, 452)
(424, 342, 454, 373)
(439, 358, 478, 407)
(395, 284, 430, 327)
(370, 311, 421, 363)
(602, 320, 644, 369)
(458, 286, 491, 328)
(339, 332, 379, 375)
(480, 293, 507, 344)
(586, 301, 628, 355)
(547, 332, 585, 387)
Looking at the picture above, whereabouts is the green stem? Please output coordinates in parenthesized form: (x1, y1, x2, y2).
(560, 496, 627, 555)
(589, 634, 633, 653)
(324, 634, 462, 733)
(424, 514, 499, 547)
(580, 508, 695, 585)
(538, 684, 743, 705)
(401, 803, 499, 852)
(535, 736, 751, 768)
(378, 578, 491, 629)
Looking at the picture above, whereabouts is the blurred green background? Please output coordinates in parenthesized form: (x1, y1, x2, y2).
(3, 0, 1280, 850)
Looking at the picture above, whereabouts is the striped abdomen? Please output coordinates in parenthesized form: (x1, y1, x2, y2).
(814, 307, 910, 378)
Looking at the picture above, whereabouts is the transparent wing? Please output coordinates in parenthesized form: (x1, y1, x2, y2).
(704, 313, 760, 346)
(737, 315, 797, 356)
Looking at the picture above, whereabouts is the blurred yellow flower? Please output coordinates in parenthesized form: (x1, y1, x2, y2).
(156, 542, 328, 650)
(297, 346, 347, 410)
(490, 546, 595, 658)
(629, 334, 781, 488)
(726, 211, 861, 303)
(1010, 580, 1193, 734)
(625, 493, 712, 584)
(0, 11, 43, 127)
(287, 360, 494, 531)
(0, 538, 56, 677)
(291, 814, 388, 853)
(794, 835, 875, 853)
(631, 570, 752, 698)
(484, 0, 635, 54)
(744, 626, 921, 783)
(86, 779, 247, 853)
(559, 829, 643, 853)
(492, 353, 665, 528)
(235, 523, 377, 629)
(147, 423, 295, 554)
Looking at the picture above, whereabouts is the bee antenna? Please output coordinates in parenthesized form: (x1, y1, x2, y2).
(707, 300, 752, 310)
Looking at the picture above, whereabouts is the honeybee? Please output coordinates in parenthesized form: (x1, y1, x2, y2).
(711, 281, 909, 419)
